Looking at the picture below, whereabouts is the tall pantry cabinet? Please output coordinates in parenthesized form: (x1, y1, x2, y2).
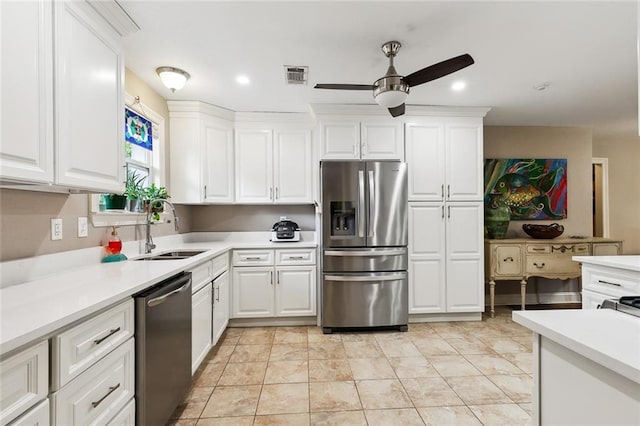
(406, 113, 487, 317)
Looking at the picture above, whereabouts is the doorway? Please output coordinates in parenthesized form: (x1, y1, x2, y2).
(592, 158, 610, 237)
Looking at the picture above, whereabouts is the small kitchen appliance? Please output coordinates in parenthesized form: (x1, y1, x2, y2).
(271, 219, 301, 242)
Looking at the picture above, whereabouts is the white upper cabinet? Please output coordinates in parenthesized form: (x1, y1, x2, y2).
(203, 119, 235, 203)
(235, 129, 274, 203)
(273, 129, 313, 203)
(405, 116, 484, 201)
(1, 0, 54, 184)
(54, 0, 124, 192)
(320, 120, 403, 160)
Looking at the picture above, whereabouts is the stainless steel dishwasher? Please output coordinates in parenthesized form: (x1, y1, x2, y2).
(135, 272, 192, 426)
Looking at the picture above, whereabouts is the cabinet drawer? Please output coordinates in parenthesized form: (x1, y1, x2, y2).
(52, 299, 134, 390)
(493, 246, 522, 277)
(212, 253, 229, 279)
(106, 398, 134, 426)
(233, 250, 274, 266)
(52, 338, 134, 426)
(526, 255, 581, 276)
(583, 267, 640, 297)
(0, 341, 48, 426)
(8, 398, 49, 426)
(190, 260, 214, 293)
(526, 245, 551, 254)
(276, 249, 316, 266)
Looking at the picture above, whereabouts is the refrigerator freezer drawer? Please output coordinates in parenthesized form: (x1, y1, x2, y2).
(323, 247, 407, 272)
(322, 272, 408, 328)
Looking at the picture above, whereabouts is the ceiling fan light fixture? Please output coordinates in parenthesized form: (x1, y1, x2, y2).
(373, 76, 409, 107)
(156, 66, 190, 92)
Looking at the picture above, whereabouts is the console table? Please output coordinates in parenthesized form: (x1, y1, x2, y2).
(484, 237, 623, 317)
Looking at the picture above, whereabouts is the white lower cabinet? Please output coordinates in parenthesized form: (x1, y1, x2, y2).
(212, 271, 230, 344)
(106, 398, 134, 426)
(8, 399, 49, 426)
(581, 263, 640, 309)
(191, 283, 213, 374)
(232, 249, 316, 318)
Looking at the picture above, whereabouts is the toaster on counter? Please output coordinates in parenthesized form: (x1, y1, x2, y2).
(271, 219, 300, 242)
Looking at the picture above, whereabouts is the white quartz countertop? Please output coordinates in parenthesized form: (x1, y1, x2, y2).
(513, 309, 640, 384)
(0, 233, 316, 356)
(572, 255, 640, 272)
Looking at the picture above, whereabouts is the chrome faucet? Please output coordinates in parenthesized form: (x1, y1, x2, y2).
(145, 199, 179, 254)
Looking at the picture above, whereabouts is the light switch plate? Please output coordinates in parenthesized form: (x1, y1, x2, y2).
(51, 218, 63, 240)
(78, 217, 88, 238)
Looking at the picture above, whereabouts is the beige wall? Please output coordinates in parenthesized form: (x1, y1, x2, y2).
(190, 205, 315, 232)
(484, 126, 593, 238)
(593, 134, 640, 254)
(0, 69, 182, 262)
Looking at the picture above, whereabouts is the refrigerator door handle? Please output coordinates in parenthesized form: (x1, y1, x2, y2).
(324, 273, 407, 282)
(358, 170, 365, 238)
(368, 170, 375, 237)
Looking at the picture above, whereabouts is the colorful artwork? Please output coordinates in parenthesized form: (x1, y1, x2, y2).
(125, 108, 153, 151)
(484, 158, 567, 220)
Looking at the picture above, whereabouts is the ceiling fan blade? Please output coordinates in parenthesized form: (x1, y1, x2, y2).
(388, 103, 405, 117)
(404, 54, 474, 87)
(314, 83, 376, 90)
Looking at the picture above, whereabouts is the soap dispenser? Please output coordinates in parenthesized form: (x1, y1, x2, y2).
(102, 226, 127, 262)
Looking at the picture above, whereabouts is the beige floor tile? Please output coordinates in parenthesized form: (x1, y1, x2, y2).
(410, 336, 458, 356)
(445, 376, 512, 405)
(171, 386, 213, 419)
(511, 335, 534, 351)
(489, 321, 533, 336)
(308, 341, 347, 359)
(468, 403, 532, 425)
(348, 357, 396, 380)
(273, 327, 308, 344)
(340, 333, 377, 342)
(373, 331, 411, 342)
(264, 360, 309, 384)
(309, 359, 353, 382)
(229, 344, 271, 363)
(269, 343, 309, 361)
(501, 352, 534, 374)
(343, 340, 384, 358)
(356, 379, 412, 409)
(388, 356, 440, 378)
(464, 354, 525, 375)
(254, 413, 310, 425)
(483, 337, 529, 354)
(200, 385, 260, 418)
(518, 402, 533, 415)
(364, 408, 425, 426)
(428, 355, 482, 377)
(376, 339, 422, 358)
(307, 327, 343, 343)
(196, 417, 253, 425)
(406, 323, 437, 334)
(167, 420, 197, 426)
(417, 406, 482, 425)
(446, 337, 494, 355)
(257, 383, 310, 415)
(486, 374, 533, 403)
(193, 362, 226, 387)
(218, 361, 267, 386)
(309, 381, 362, 412)
(400, 377, 464, 407)
(238, 328, 276, 345)
(309, 410, 367, 425)
(204, 344, 234, 363)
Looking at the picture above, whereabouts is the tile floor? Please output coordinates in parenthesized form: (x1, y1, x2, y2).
(170, 307, 534, 425)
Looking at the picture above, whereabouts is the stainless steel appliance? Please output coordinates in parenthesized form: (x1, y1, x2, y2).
(321, 160, 408, 333)
(271, 219, 301, 242)
(600, 296, 640, 317)
(135, 272, 192, 426)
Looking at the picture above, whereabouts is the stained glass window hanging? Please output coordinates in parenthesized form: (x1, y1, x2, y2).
(125, 108, 153, 151)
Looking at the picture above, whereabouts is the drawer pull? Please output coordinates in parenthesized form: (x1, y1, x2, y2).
(91, 383, 120, 408)
(503, 256, 514, 262)
(531, 248, 546, 252)
(94, 327, 121, 345)
(533, 262, 545, 268)
(288, 256, 305, 260)
(245, 256, 263, 260)
(598, 280, 621, 287)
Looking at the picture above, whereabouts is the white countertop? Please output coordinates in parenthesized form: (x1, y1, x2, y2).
(0, 232, 316, 357)
(513, 309, 640, 384)
(572, 255, 640, 272)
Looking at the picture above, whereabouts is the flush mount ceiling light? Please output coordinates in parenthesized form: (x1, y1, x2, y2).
(156, 66, 190, 93)
(451, 80, 466, 91)
(235, 75, 250, 85)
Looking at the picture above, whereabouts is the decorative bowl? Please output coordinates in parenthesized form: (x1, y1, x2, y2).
(522, 223, 564, 239)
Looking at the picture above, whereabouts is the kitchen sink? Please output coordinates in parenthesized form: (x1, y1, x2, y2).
(133, 250, 207, 261)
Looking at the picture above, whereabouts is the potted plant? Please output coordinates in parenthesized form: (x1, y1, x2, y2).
(142, 183, 169, 220)
(124, 170, 145, 212)
(103, 193, 127, 210)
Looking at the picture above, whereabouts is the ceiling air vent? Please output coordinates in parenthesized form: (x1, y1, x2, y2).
(285, 66, 308, 85)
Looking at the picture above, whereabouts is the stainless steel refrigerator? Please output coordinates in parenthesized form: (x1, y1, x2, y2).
(321, 160, 408, 333)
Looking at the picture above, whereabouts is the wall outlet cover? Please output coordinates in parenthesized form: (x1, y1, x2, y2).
(78, 217, 88, 238)
(51, 218, 63, 240)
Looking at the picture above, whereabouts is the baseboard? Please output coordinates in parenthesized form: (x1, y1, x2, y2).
(409, 312, 483, 323)
(229, 316, 317, 327)
(491, 291, 582, 307)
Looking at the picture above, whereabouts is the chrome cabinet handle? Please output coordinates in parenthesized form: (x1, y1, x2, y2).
(533, 262, 545, 268)
(503, 257, 514, 262)
(245, 256, 262, 260)
(270, 270, 273, 285)
(277, 271, 280, 285)
(441, 184, 444, 199)
(275, 187, 279, 199)
(447, 205, 451, 219)
(288, 256, 305, 260)
(532, 247, 546, 251)
(92, 383, 120, 408)
(598, 280, 621, 287)
(216, 285, 220, 302)
(447, 185, 450, 199)
(204, 185, 207, 199)
(441, 205, 444, 219)
(94, 327, 121, 345)
(269, 187, 273, 200)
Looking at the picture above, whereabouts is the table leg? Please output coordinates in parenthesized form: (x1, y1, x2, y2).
(520, 278, 527, 310)
(489, 279, 496, 318)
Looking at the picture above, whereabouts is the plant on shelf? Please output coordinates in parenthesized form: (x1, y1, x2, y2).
(124, 170, 146, 212)
(142, 183, 170, 221)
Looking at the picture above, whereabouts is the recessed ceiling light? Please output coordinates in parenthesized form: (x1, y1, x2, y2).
(451, 81, 466, 91)
(236, 75, 250, 85)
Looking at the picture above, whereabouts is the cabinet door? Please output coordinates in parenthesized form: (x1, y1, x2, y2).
(212, 271, 229, 345)
(232, 267, 274, 317)
(169, 114, 203, 203)
(273, 129, 313, 203)
(408, 203, 446, 313)
(54, 0, 124, 192)
(494, 245, 523, 277)
(320, 122, 359, 159)
(275, 266, 316, 316)
(10, 398, 49, 426)
(592, 242, 621, 256)
(405, 122, 446, 201)
(361, 122, 404, 160)
(203, 120, 234, 203)
(235, 129, 273, 203)
(0, 0, 54, 184)
(192, 284, 213, 374)
(582, 289, 607, 310)
(446, 202, 484, 312)
(445, 118, 483, 201)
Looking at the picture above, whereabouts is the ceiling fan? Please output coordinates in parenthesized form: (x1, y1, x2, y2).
(314, 41, 474, 117)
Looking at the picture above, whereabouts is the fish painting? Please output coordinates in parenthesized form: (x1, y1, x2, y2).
(484, 159, 567, 220)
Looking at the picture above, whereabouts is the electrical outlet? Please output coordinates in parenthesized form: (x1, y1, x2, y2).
(78, 217, 88, 238)
(51, 218, 63, 240)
